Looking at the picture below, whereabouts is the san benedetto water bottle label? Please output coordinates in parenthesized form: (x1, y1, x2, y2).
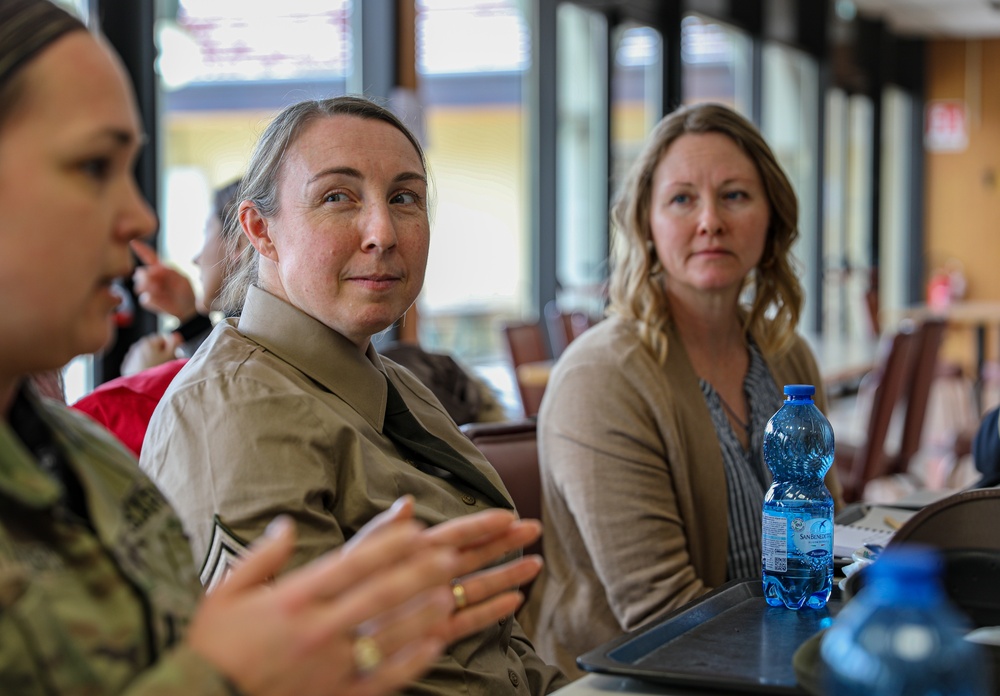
(762, 511, 788, 572)
(763, 511, 832, 573)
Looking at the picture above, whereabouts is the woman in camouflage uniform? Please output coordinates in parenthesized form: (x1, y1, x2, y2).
(0, 2, 543, 694)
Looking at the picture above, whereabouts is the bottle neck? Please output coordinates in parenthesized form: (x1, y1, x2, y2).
(784, 396, 814, 405)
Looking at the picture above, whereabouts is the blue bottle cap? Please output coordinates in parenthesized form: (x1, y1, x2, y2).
(868, 544, 942, 582)
(783, 384, 815, 396)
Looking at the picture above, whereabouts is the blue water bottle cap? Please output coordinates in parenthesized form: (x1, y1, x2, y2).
(783, 384, 815, 397)
(868, 545, 941, 582)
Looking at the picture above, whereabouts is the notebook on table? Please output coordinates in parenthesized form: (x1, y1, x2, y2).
(833, 504, 917, 558)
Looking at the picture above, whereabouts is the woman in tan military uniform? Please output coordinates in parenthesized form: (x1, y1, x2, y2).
(141, 96, 567, 696)
(0, 2, 544, 694)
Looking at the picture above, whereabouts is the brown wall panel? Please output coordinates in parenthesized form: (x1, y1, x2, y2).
(925, 39, 1000, 368)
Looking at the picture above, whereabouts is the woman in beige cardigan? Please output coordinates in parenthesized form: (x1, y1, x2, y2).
(524, 103, 844, 678)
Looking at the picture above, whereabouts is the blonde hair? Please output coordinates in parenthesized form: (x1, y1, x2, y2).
(608, 102, 802, 363)
(221, 96, 427, 314)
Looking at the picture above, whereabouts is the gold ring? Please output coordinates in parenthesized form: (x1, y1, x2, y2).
(352, 635, 382, 674)
(451, 581, 468, 611)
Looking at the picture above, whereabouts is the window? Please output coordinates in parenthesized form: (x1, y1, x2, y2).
(415, 0, 530, 363)
(53, 0, 90, 21)
(762, 42, 821, 333)
(555, 4, 608, 317)
(612, 23, 663, 188)
(880, 86, 915, 315)
(824, 89, 874, 339)
(681, 13, 753, 118)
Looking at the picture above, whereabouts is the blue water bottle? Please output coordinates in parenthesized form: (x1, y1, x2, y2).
(820, 546, 990, 695)
(761, 384, 834, 610)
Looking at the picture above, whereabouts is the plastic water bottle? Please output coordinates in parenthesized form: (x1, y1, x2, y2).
(820, 546, 990, 695)
(761, 384, 834, 610)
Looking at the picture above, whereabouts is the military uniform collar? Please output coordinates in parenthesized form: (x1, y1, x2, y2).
(0, 385, 68, 508)
(237, 285, 388, 430)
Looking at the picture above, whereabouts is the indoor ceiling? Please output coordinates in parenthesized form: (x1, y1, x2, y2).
(849, 0, 1000, 38)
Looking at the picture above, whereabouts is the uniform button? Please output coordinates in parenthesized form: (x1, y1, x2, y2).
(461, 494, 476, 505)
(508, 669, 520, 687)
(498, 615, 507, 626)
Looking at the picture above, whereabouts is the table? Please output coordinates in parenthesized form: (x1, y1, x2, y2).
(516, 359, 554, 389)
(551, 674, 723, 695)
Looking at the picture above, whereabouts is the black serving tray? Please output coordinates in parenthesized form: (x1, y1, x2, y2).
(577, 580, 843, 694)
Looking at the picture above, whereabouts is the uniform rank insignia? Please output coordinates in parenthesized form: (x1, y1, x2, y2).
(200, 516, 250, 593)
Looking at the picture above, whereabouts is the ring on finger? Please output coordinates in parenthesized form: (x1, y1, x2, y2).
(451, 581, 468, 611)
(352, 634, 382, 674)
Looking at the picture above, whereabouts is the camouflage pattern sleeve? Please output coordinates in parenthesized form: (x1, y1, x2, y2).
(119, 644, 240, 696)
(0, 394, 237, 695)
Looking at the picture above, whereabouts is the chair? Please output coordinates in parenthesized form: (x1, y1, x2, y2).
(543, 301, 573, 359)
(502, 321, 550, 417)
(462, 419, 543, 600)
(462, 420, 542, 557)
(834, 323, 919, 503)
(543, 300, 595, 359)
(889, 318, 948, 475)
(565, 310, 594, 347)
(863, 269, 881, 337)
(888, 487, 1000, 551)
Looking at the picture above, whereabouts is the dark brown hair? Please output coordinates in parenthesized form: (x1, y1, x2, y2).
(0, 0, 86, 131)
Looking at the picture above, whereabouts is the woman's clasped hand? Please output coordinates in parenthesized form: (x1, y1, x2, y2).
(189, 497, 542, 696)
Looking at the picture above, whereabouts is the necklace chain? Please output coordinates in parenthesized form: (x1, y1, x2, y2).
(717, 392, 750, 435)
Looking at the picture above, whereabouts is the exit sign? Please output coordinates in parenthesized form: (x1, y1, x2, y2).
(925, 100, 968, 152)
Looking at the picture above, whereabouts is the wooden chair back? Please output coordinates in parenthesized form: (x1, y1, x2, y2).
(463, 419, 543, 600)
(894, 318, 947, 472)
(835, 323, 919, 502)
(543, 301, 572, 359)
(502, 321, 548, 368)
(502, 321, 550, 417)
(543, 300, 595, 359)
